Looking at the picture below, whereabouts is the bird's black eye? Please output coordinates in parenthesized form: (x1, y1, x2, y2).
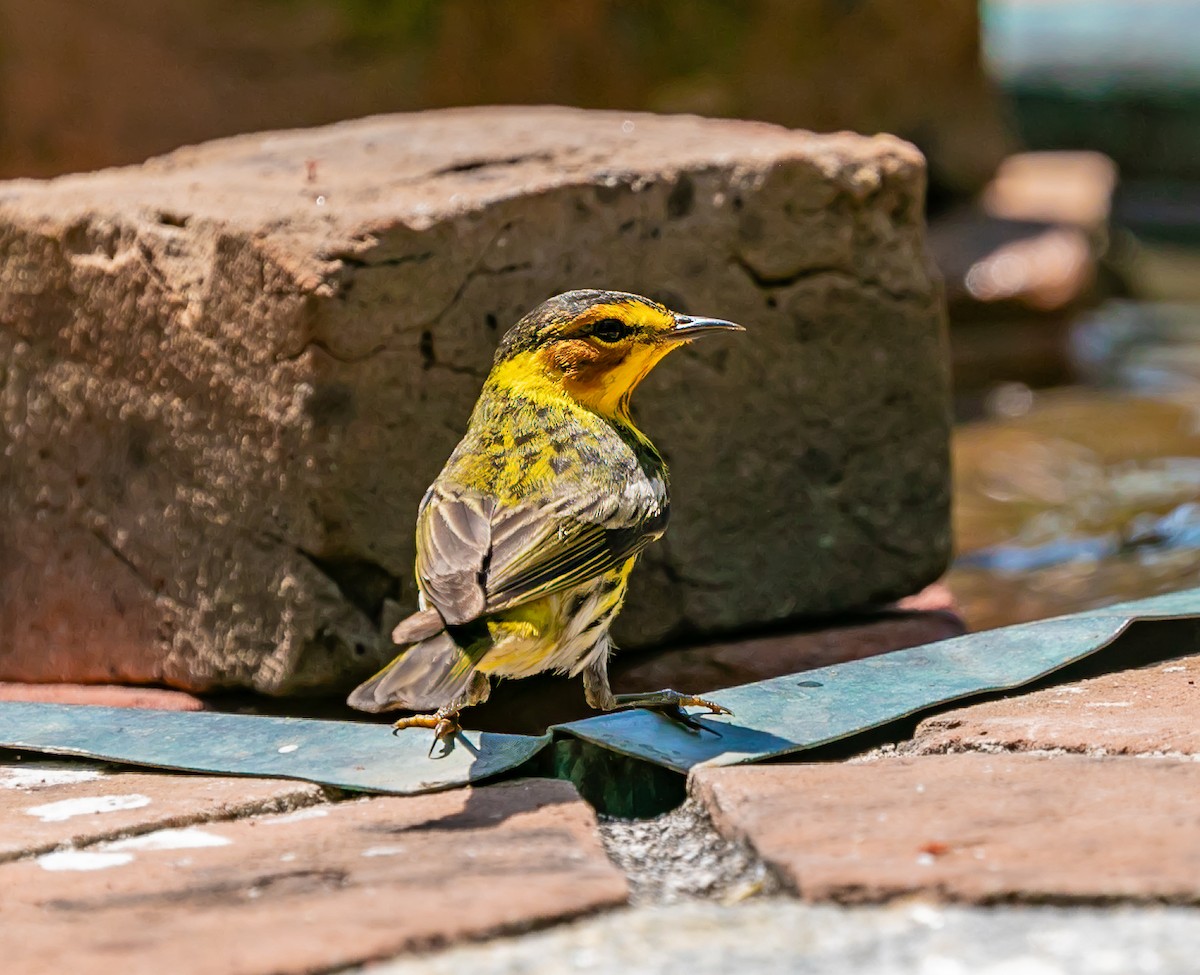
(588, 318, 634, 343)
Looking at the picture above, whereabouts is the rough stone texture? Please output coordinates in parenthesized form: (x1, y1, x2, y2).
(3, 778, 627, 975)
(912, 656, 1200, 757)
(366, 900, 1200, 975)
(0, 0, 1012, 196)
(0, 107, 950, 695)
(692, 755, 1200, 905)
(0, 758, 324, 862)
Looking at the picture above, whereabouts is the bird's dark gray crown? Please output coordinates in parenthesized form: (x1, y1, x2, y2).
(493, 290, 667, 364)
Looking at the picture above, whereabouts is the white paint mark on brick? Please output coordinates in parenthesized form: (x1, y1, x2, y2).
(24, 794, 151, 822)
(0, 765, 104, 790)
(37, 850, 135, 872)
(107, 827, 231, 851)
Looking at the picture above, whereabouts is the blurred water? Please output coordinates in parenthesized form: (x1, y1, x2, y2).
(946, 295, 1200, 630)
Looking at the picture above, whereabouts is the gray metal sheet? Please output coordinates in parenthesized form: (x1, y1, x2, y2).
(1, 587, 1197, 791)
(0, 702, 550, 794)
(554, 590, 1200, 773)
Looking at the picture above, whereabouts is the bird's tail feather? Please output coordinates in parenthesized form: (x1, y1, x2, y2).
(348, 610, 479, 713)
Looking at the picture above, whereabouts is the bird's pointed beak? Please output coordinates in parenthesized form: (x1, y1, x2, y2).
(670, 314, 745, 340)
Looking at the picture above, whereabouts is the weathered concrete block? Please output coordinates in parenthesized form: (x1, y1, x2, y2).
(0, 107, 950, 695)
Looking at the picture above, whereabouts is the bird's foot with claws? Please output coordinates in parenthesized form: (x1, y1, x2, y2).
(392, 706, 461, 756)
(612, 688, 733, 735)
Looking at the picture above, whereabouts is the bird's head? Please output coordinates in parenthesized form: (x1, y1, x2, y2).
(490, 290, 743, 418)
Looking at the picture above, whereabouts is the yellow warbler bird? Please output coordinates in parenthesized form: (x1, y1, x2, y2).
(348, 290, 743, 746)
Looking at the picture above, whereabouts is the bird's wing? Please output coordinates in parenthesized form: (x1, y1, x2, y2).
(413, 487, 495, 625)
(415, 484, 666, 625)
(484, 496, 666, 611)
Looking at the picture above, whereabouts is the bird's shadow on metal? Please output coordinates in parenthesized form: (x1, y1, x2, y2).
(556, 707, 799, 773)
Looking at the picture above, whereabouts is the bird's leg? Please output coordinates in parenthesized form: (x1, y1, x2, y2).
(391, 672, 491, 757)
(392, 705, 461, 756)
(612, 689, 732, 733)
(583, 653, 617, 710)
(583, 652, 731, 735)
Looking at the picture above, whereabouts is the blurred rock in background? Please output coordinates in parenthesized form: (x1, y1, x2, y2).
(0, 0, 1013, 200)
(929, 151, 1122, 414)
(929, 1, 1200, 414)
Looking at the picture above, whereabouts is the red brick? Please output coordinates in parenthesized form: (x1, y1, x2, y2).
(693, 754, 1200, 904)
(4, 778, 625, 975)
(0, 682, 205, 711)
(0, 760, 323, 861)
(914, 656, 1200, 756)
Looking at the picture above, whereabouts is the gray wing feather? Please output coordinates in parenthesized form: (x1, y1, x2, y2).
(415, 492, 495, 625)
(415, 483, 665, 625)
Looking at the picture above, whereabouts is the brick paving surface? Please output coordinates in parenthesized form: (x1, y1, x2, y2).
(912, 656, 1200, 756)
(0, 760, 323, 862)
(2, 650, 1198, 973)
(3, 776, 625, 975)
(692, 753, 1200, 904)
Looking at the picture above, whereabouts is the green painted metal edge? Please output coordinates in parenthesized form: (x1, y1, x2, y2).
(0, 703, 550, 795)
(552, 587, 1200, 774)
(1, 588, 1197, 792)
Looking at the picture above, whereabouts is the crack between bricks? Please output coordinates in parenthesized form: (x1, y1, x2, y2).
(597, 798, 784, 906)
